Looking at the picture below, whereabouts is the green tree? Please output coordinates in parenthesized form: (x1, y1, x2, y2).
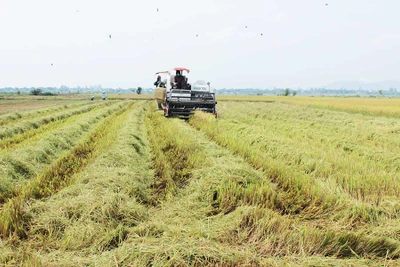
(30, 88, 42, 95)
(136, 87, 142, 94)
(378, 89, 383, 96)
(284, 88, 290, 96)
(292, 91, 297, 96)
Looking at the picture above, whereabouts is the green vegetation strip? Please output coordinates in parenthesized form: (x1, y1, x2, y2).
(0, 102, 110, 149)
(184, 108, 400, 260)
(0, 101, 107, 141)
(0, 102, 127, 203)
(145, 107, 206, 202)
(1, 101, 124, 153)
(0, 102, 133, 238)
(111, 104, 275, 265)
(0, 101, 95, 126)
(275, 97, 400, 119)
(1, 102, 399, 265)
(190, 110, 340, 215)
(190, 103, 400, 223)
(114, 104, 400, 264)
(217, 96, 400, 119)
(0, 102, 153, 265)
(225, 101, 400, 208)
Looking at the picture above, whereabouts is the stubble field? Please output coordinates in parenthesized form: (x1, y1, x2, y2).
(1, 95, 400, 266)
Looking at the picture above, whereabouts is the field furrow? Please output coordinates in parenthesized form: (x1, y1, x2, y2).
(192, 102, 400, 212)
(189, 107, 400, 239)
(0, 101, 135, 239)
(0, 99, 91, 116)
(144, 108, 207, 202)
(0, 102, 111, 149)
(218, 96, 400, 118)
(93, 104, 399, 265)
(0, 101, 107, 142)
(0, 101, 96, 126)
(1, 97, 400, 266)
(275, 97, 400, 118)
(0, 101, 128, 203)
(0, 101, 153, 265)
(190, 110, 342, 215)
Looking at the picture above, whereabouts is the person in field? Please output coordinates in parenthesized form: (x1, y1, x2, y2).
(102, 92, 106, 100)
(174, 70, 188, 89)
(173, 70, 191, 90)
(154, 75, 166, 110)
(154, 75, 165, 88)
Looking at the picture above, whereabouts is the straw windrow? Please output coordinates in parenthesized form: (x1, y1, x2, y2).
(1, 98, 400, 266)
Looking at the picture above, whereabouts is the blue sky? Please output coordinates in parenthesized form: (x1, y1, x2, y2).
(0, 0, 399, 88)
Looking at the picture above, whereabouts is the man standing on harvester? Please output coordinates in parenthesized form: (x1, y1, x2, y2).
(154, 75, 165, 88)
(154, 74, 167, 110)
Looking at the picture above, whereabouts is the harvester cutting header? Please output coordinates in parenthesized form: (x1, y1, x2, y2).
(154, 67, 217, 118)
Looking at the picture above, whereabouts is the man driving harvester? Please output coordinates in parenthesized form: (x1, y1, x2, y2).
(173, 69, 191, 90)
(153, 67, 216, 117)
(174, 70, 185, 89)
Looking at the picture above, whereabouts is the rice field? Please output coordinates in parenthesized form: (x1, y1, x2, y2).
(1, 96, 400, 266)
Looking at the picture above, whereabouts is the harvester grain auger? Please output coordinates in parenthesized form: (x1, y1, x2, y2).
(154, 68, 217, 118)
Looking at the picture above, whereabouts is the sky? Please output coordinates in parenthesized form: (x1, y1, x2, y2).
(0, 0, 399, 89)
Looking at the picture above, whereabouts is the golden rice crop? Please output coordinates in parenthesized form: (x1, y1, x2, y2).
(0, 102, 128, 203)
(1, 97, 400, 266)
(217, 95, 400, 118)
(0, 100, 97, 126)
(0, 101, 109, 149)
(0, 102, 133, 239)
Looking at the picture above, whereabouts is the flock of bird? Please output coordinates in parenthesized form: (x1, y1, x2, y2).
(50, 3, 329, 67)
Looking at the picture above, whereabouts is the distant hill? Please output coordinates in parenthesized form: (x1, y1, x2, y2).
(324, 80, 400, 90)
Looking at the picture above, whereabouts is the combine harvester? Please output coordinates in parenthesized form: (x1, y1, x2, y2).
(154, 67, 217, 118)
